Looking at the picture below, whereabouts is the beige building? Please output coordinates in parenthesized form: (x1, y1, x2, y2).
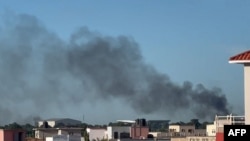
(206, 122, 216, 136)
(168, 125, 195, 136)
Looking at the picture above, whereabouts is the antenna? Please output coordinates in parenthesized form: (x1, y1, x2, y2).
(82, 114, 85, 123)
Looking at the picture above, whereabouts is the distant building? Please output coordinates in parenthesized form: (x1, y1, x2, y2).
(0, 129, 25, 141)
(37, 118, 82, 128)
(45, 134, 82, 141)
(33, 127, 83, 140)
(168, 124, 195, 136)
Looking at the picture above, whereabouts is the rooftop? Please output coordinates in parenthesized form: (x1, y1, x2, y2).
(229, 50, 250, 64)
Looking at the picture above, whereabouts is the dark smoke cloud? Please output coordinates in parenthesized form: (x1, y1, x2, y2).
(0, 13, 231, 124)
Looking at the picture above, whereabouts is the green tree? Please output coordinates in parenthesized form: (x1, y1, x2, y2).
(4, 122, 22, 129)
(22, 123, 35, 137)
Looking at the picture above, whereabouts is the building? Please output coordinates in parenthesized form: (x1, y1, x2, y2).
(0, 129, 25, 141)
(106, 126, 131, 139)
(214, 114, 244, 141)
(86, 127, 107, 141)
(33, 127, 83, 140)
(168, 124, 195, 136)
(130, 119, 149, 139)
(206, 122, 216, 136)
(37, 118, 82, 128)
(45, 134, 82, 141)
(229, 50, 250, 125)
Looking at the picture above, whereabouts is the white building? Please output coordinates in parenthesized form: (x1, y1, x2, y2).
(229, 50, 250, 124)
(86, 127, 107, 141)
(46, 135, 82, 141)
(206, 122, 216, 136)
(38, 118, 82, 128)
(215, 114, 245, 133)
(106, 126, 131, 139)
(34, 127, 83, 139)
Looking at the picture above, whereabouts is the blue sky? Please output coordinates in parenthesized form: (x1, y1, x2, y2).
(0, 0, 250, 124)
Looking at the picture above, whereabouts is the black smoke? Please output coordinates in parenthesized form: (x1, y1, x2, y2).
(0, 13, 231, 124)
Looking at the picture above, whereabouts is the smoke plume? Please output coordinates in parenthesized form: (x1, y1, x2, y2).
(0, 13, 231, 124)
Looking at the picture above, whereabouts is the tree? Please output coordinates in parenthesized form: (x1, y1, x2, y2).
(187, 119, 201, 129)
(22, 124, 35, 137)
(4, 122, 22, 129)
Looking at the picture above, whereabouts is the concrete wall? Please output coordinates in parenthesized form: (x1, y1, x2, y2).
(186, 136, 215, 141)
(169, 125, 195, 136)
(244, 64, 250, 124)
(59, 129, 81, 136)
(46, 135, 81, 141)
(35, 130, 58, 139)
(87, 128, 106, 141)
(169, 125, 180, 132)
(171, 137, 186, 141)
(130, 126, 149, 139)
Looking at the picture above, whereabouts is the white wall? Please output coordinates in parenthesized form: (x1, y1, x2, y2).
(169, 125, 180, 132)
(47, 121, 56, 127)
(38, 121, 46, 127)
(244, 64, 250, 124)
(46, 137, 53, 141)
(106, 126, 131, 139)
(87, 128, 106, 141)
(206, 123, 216, 136)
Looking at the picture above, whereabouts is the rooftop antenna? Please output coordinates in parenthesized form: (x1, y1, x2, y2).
(82, 114, 85, 123)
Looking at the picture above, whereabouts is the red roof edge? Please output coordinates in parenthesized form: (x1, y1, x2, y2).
(229, 50, 250, 61)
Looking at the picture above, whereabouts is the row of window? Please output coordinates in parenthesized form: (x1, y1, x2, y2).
(189, 138, 215, 141)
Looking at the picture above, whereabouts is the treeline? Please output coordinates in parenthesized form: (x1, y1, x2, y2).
(169, 119, 213, 129)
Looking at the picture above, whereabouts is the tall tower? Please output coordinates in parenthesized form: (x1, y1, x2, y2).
(229, 50, 250, 124)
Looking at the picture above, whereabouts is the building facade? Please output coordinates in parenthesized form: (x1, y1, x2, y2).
(34, 127, 83, 140)
(0, 129, 25, 141)
(86, 128, 107, 141)
(37, 118, 82, 128)
(107, 126, 131, 139)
